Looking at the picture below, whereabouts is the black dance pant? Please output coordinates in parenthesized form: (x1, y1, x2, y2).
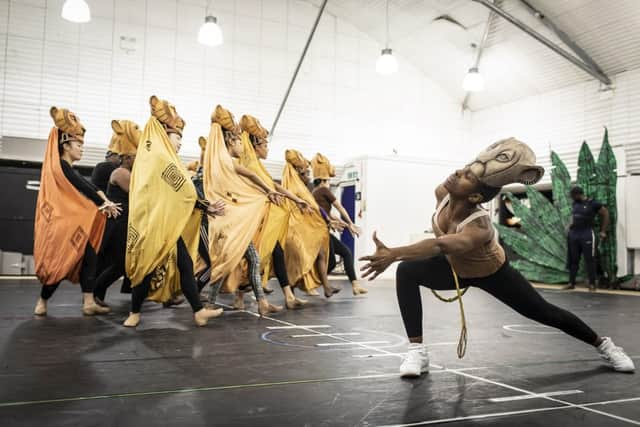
(395, 255, 598, 346)
(272, 241, 290, 288)
(40, 243, 97, 299)
(567, 229, 597, 285)
(130, 237, 203, 314)
(328, 234, 357, 282)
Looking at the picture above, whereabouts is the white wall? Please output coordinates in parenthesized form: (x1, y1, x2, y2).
(470, 67, 640, 177)
(341, 155, 453, 279)
(0, 0, 469, 166)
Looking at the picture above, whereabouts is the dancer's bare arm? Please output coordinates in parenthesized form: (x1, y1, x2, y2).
(359, 218, 493, 280)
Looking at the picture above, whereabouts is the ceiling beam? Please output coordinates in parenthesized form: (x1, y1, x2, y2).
(271, 0, 328, 137)
(519, 0, 610, 85)
(471, 0, 611, 86)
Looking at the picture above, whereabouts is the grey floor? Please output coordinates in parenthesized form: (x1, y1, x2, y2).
(0, 278, 638, 426)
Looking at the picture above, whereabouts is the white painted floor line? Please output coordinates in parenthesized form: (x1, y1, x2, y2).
(316, 341, 389, 347)
(291, 332, 360, 338)
(446, 369, 640, 426)
(377, 405, 570, 427)
(489, 389, 583, 403)
(265, 325, 331, 330)
(378, 395, 640, 427)
(584, 396, 640, 407)
(352, 353, 407, 358)
(221, 303, 640, 426)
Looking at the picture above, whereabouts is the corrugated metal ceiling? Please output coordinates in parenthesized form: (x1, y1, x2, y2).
(308, 0, 640, 111)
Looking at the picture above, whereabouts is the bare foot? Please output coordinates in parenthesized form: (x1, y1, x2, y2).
(194, 307, 223, 326)
(94, 297, 111, 308)
(324, 286, 341, 298)
(263, 285, 274, 294)
(34, 298, 47, 316)
(352, 284, 368, 296)
(285, 297, 309, 310)
(123, 312, 141, 327)
(83, 302, 111, 316)
(305, 288, 320, 296)
(258, 300, 283, 316)
(162, 296, 185, 308)
(233, 294, 245, 310)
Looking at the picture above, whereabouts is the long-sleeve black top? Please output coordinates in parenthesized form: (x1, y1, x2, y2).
(60, 159, 104, 207)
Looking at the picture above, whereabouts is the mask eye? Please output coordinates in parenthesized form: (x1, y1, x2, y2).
(496, 151, 513, 162)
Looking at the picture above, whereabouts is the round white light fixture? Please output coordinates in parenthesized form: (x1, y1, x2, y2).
(61, 0, 91, 23)
(376, 48, 398, 76)
(463, 67, 484, 92)
(198, 15, 223, 47)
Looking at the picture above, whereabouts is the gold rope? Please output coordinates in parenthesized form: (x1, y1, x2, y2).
(430, 267, 468, 359)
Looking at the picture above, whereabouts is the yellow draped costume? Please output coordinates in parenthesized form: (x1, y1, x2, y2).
(125, 113, 200, 303)
(203, 117, 269, 293)
(281, 150, 329, 291)
(238, 117, 290, 285)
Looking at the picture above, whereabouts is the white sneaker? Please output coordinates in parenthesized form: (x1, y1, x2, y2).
(597, 337, 635, 373)
(399, 343, 429, 378)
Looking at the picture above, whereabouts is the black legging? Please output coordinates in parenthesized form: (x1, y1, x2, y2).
(328, 234, 357, 282)
(396, 255, 598, 345)
(131, 238, 203, 314)
(94, 218, 131, 300)
(40, 243, 97, 299)
(568, 229, 597, 285)
(272, 241, 290, 288)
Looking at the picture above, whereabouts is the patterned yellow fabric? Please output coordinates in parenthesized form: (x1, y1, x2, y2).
(281, 150, 329, 290)
(110, 120, 141, 155)
(311, 152, 336, 180)
(239, 130, 290, 284)
(125, 116, 200, 303)
(203, 122, 268, 292)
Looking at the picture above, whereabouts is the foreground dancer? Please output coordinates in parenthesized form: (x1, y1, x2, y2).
(239, 114, 310, 309)
(281, 150, 339, 298)
(205, 106, 283, 315)
(360, 138, 635, 376)
(311, 153, 367, 296)
(33, 107, 121, 316)
(124, 96, 224, 327)
(93, 120, 141, 306)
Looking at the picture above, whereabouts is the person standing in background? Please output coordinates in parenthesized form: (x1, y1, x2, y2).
(566, 186, 610, 291)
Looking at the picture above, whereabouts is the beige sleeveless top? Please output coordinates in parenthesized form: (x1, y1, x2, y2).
(432, 194, 505, 278)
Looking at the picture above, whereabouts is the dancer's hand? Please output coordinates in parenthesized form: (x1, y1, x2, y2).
(206, 199, 226, 218)
(329, 218, 346, 232)
(295, 199, 312, 214)
(599, 231, 607, 240)
(267, 191, 285, 206)
(359, 232, 395, 280)
(99, 201, 122, 218)
(348, 224, 361, 238)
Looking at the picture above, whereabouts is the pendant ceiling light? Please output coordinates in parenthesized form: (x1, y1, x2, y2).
(198, 1, 223, 47)
(376, 0, 398, 75)
(462, 66, 484, 92)
(61, 0, 91, 23)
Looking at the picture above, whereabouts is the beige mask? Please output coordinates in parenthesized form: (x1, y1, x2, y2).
(467, 137, 544, 187)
